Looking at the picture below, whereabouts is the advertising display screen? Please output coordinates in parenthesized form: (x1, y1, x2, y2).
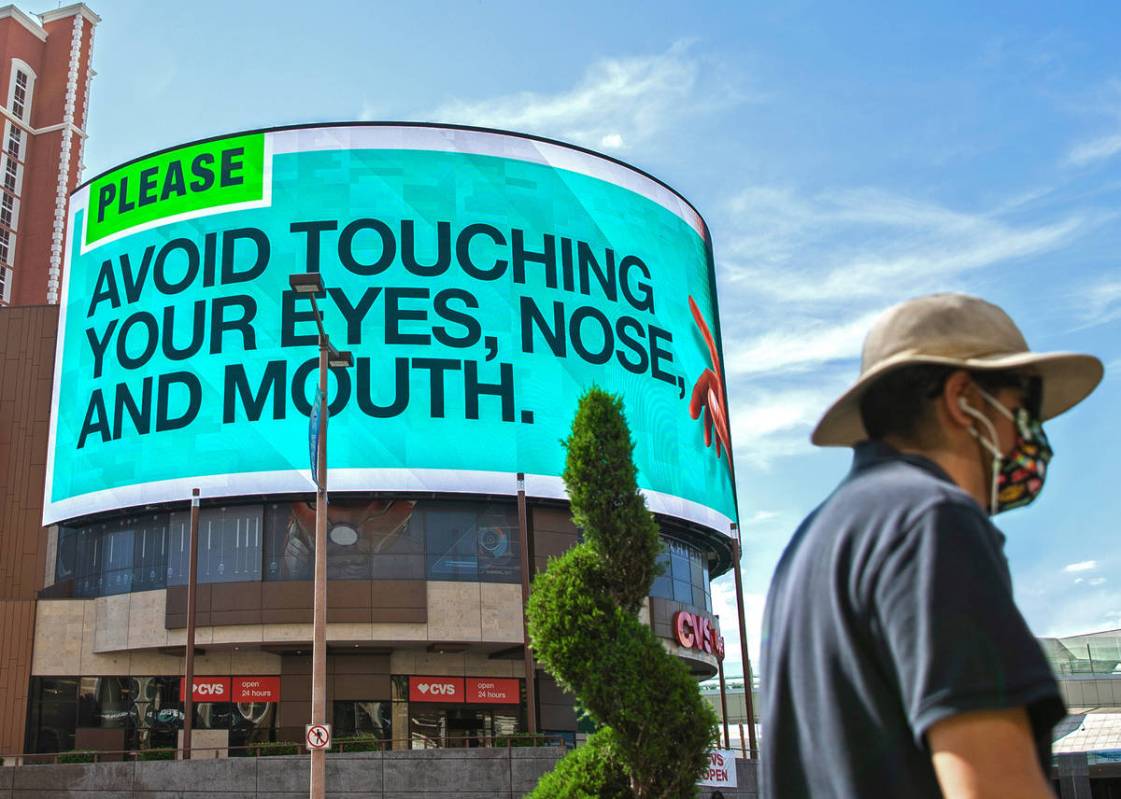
(46, 124, 737, 530)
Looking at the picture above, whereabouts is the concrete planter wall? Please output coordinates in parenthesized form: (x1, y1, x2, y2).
(0, 748, 761, 798)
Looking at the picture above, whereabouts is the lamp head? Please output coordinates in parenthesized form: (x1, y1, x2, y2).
(328, 347, 354, 369)
(288, 272, 325, 295)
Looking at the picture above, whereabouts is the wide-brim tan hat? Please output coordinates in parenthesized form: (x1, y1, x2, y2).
(812, 293, 1104, 447)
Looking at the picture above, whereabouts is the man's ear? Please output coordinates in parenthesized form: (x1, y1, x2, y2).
(941, 370, 976, 431)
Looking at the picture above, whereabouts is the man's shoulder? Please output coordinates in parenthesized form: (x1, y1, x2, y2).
(835, 452, 985, 527)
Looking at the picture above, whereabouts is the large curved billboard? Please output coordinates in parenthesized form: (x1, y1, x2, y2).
(45, 124, 737, 531)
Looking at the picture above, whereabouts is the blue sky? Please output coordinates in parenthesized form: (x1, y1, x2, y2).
(74, 0, 1120, 680)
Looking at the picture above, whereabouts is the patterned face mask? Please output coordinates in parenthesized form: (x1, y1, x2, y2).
(959, 386, 1053, 516)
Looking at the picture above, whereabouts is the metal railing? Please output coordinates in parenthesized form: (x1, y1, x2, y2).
(3, 734, 568, 767)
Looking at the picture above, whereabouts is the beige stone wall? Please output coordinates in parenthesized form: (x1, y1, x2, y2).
(32, 581, 527, 676)
(389, 649, 525, 678)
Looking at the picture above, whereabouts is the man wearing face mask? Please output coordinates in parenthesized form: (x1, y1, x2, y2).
(760, 293, 1104, 799)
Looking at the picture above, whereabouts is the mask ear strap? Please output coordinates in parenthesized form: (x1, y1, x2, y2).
(958, 397, 1002, 515)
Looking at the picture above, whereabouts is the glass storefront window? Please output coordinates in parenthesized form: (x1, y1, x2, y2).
(133, 518, 169, 592)
(651, 536, 714, 614)
(422, 502, 520, 583)
(56, 498, 521, 598)
(652, 547, 672, 598)
(78, 677, 136, 729)
(230, 702, 275, 750)
(28, 677, 79, 753)
(263, 502, 313, 581)
(29, 676, 279, 755)
(203, 505, 262, 583)
(333, 700, 391, 740)
(168, 506, 263, 584)
(263, 500, 423, 581)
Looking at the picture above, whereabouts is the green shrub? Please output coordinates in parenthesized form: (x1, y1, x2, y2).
(57, 750, 96, 764)
(495, 734, 551, 748)
(335, 736, 381, 753)
(255, 741, 300, 757)
(137, 748, 176, 761)
(526, 389, 719, 799)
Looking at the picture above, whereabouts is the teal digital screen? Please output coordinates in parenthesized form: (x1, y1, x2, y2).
(46, 125, 737, 532)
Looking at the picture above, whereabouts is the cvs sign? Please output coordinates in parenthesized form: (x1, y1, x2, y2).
(466, 678, 519, 704)
(409, 677, 465, 703)
(698, 749, 738, 788)
(673, 611, 725, 660)
(179, 676, 231, 702)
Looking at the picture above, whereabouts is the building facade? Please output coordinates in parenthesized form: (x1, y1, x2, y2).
(0, 3, 97, 307)
(3, 121, 741, 758)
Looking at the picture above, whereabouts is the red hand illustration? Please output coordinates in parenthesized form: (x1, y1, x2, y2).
(688, 296, 731, 462)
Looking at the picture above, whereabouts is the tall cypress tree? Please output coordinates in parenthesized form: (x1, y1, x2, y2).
(527, 388, 718, 798)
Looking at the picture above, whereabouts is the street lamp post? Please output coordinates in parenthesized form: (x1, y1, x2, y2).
(289, 273, 352, 799)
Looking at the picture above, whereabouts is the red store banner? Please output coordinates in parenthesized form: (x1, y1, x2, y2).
(233, 676, 281, 702)
(179, 676, 231, 702)
(409, 676, 465, 703)
(465, 678, 520, 704)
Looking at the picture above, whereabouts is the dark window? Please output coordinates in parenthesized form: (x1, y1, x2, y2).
(263, 502, 314, 581)
(135, 676, 182, 750)
(78, 676, 136, 729)
(132, 518, 169, 592)
(651, 546, 672, 599)
(422, 502, 519, 583)
(55, 527, 77, 582)
(28, 677, 79, 753)
(650, 535, 713, 615)
(199, 505, 263, 583)
(229, 702, 276, 751)
(333, 700, 391, 740)
(670, 540, 693, 604)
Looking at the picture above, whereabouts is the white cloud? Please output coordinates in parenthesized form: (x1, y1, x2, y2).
(724, 311, 882, 376)
(1071, 278, 1121, 329)
(728, 381, 849, 467)
(745, 510, 781, 524)
(718, 186, 1084, 305)
(428, 41, 742, 152)
(709, 181, 1093, 467)
(1063, 79, 1121, 167)
(357, 101, 379, 123)
(1090, 577, 1108, 587)
(1065, 560, 1099, 573)
(1067, 133, 1121, 167)
(710, 576, 765, 681)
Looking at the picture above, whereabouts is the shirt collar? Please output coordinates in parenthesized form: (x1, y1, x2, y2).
(851, 439, 956, 486)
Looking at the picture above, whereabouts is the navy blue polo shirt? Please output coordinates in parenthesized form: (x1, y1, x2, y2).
(760, 441, 1064, 799)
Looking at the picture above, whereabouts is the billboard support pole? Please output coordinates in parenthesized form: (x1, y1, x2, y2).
(182, 487, 200, 760)
(731, 523, 758, 758)
(515, 473, 538, 735)
(310, 336, 328, 799)
(717, 638, 730, 749)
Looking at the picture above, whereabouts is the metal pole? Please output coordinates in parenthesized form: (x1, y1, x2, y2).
(717, 647, 730, 749)
(515, 473, 538, 735)
(738, 723, 746, 758)
(730, 524, 758, 758)
(310, 337, 328, 799)
(182, 488, 200, 760)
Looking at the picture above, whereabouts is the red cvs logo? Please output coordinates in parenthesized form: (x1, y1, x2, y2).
(409, 676, 465, 703)
(179, 676, 231, 702)
(672, 611, 726, 660)
(420, 682, 456, 696)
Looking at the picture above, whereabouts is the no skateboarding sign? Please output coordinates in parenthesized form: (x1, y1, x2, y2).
(305, 723, 332, 751)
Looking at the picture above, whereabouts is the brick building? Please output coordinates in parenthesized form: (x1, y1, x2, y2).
(0, 3, 98, 306)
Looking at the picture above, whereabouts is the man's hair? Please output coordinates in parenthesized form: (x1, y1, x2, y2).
(859, 365, 1030, 443)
